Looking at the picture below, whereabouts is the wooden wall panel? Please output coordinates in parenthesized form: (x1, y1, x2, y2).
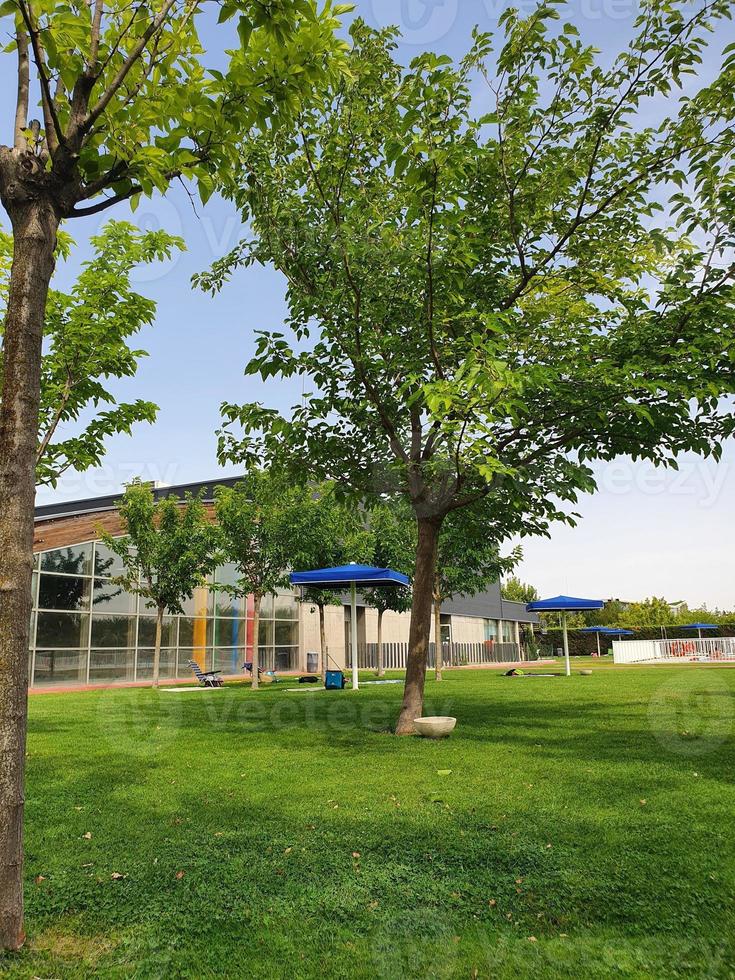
(33, 503, 216, 554)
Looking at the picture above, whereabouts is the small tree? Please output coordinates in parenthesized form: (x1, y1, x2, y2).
(215, 474, 304, 689)
(432, 503, 520, 681)
(288, 486, 372, 681)
(0, 221, 183, 486)
(362, 501, 414, 678)
(102, 481, 217, 687)
(501, 577, 539, 604)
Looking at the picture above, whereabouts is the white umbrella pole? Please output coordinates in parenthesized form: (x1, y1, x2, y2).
(351, 581, 359, 691)
(562, 611, 571, 677)
(596, 632, 600, 658)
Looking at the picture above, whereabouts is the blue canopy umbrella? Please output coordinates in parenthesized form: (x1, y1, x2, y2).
(526, 596, 604, 676)
(679, 622, 718, 640)
(290, 564, 410, 690)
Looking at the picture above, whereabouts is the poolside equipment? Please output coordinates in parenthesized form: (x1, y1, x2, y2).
(679, 622, 718, 640)
(613, 635, 735, 664)
(290, 564, 410, 691)
(526, 596, 604, 677)
(187, 660, 223, 688)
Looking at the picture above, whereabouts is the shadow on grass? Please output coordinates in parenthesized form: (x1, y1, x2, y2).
(16, 669, 735, 978)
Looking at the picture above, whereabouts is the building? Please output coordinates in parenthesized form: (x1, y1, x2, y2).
(29, 478, 538, 688)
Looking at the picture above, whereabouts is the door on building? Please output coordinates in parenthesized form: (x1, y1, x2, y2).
(439, 618, 452, 665)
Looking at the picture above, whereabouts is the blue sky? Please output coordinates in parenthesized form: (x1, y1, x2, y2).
(2, 0, 734, 609)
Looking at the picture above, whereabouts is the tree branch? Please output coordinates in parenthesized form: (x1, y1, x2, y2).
(14, 27, 30, 150)
(69, 185, 141, 216)
(16, 0, 64, 151)
(83, 0, 179, 131)
(88, 0, 105, 71)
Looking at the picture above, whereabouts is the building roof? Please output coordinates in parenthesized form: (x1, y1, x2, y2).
(34, 476, 243, 522)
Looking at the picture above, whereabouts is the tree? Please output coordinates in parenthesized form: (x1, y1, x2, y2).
(501, 577, 539, 605)
(618, 597, 677, 628)
(287, 486, 371, 682)
(215, 474, 304, 690)
(203, 11, 735, 734)
(0, 1, 345, 948)
(361, 501, 414, 678)
(0, 221, 183, 486)
(432, 502, 520, 680)
(102, 481, 217, 687)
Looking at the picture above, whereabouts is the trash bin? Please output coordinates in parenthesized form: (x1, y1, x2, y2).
(307, 651, 318, 673)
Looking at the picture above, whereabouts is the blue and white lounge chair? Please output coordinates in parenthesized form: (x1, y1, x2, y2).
(187, 660, 223, 688)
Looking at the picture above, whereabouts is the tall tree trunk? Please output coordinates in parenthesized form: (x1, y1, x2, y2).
(376, 608, 384, 678)
(251, 594, 261, 690)
(0, 193, 59, 951)
(395, 515, 443, 735)
(152, 606, 163, 688)
(318, 601, 327, 684)
(434, 587, 443, 682)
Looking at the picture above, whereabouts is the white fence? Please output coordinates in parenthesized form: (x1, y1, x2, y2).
(346, 641, 521, 670)
(613, 637, 735, 664)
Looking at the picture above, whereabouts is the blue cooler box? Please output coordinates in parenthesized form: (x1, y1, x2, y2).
(325, 670, 346, 690)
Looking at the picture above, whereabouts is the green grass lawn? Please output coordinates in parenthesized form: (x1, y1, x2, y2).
(3, 661, 735, 978)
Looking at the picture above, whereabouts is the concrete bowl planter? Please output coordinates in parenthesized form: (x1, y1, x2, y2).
(413, 716, 457, 739)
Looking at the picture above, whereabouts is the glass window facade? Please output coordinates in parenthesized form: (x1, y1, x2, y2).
(28, 538, 301, 687)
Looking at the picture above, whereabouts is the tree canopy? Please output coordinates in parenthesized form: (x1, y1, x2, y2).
(200, 5, 735, 730)
(215, 472, 310, 687)
(0, 0, 347, 218)
(501, 577, 539, 604)
(0, 221, 182, 486)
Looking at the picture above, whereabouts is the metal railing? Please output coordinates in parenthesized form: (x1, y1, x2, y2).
(613, 637, 735, 664)
(346, 640, 521, 670)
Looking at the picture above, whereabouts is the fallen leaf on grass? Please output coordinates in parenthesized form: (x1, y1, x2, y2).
(110, 872, 126, 880)
(175, 870, 185, 880)
(352, 852, 360, 859)
(34, 875, 46, 884)
(82, 832, 92, 840)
